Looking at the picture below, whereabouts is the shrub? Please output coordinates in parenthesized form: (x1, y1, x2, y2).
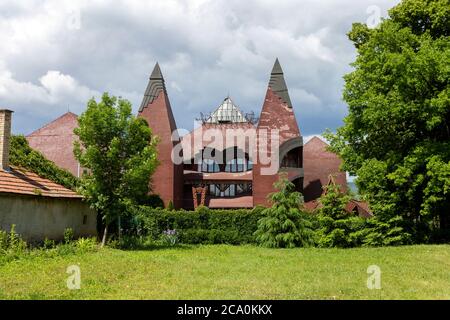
(0, 225, 28, 264)
(6, 225, 27, 253)
(315, 215, 367, 248)
(114, 235, 155, 250)
(254, 176, 315, 248)
(130, 206, 265, 245)
(63, 228, 74, 244)
(0, 229, 7, 252)
(356, 215, 412, 246)
(75, 237, 98, 252)
(314, 180, 369, 248)
(43, 238, 56, 250)
(160, 229, 178, 246)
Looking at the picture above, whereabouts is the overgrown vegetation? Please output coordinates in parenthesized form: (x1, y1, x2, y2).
(111, 176, 406, 249)
(0, 226, 97, 266)
(314, 182, 411, 247)
(9, 135, 78, 190)
(325, 0, 450, 242)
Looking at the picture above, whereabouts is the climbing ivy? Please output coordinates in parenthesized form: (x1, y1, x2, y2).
(9, 135, 78, 190)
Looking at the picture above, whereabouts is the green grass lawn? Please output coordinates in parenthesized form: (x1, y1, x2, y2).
(0, 244, 449, 300)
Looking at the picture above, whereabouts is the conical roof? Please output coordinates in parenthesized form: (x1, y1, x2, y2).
(206, 97, 248, 124)
(268, 58, 292, 108)
(139, 62, 167, 112)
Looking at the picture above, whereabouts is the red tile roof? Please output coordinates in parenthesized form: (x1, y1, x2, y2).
(0, 166, 81, 198)
(303, 199, 373, 218)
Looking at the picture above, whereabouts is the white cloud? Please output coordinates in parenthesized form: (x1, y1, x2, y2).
(0, 66, 99, 113)
(0, 0, 401, 134)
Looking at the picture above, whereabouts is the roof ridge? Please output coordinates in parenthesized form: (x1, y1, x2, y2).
(0, 165, 80, 198)
(27, 112, 78, 137)
(305, 135, 329, 145)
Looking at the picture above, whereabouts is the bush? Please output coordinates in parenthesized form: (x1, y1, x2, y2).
(130, 206, 265, 245)
(0, 225, 27, 255)
(43, 238, 56, 250)
(75, 237, 98, 252)
(315, 215, 367, 248)
(64, 228, 74, 244)
(160, 229, 178, 246)
(113, 235, 156, 250)
(0, 226, 98, 266)
(255, 177, 315, 248)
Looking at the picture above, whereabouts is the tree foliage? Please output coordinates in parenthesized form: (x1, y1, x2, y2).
(254, 175, 314, 248)
(9, 135, 78, 190)
(74, 93, 159, 243)
(315, 181, 363, 248)
(315, 181, 411, 247)
(326, 0, 450, 241)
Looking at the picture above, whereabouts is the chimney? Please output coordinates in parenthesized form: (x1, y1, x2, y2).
(0, 109, 13, 171)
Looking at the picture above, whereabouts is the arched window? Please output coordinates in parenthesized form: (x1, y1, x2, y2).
(199, 158, 220, 173)
(225, 158, 247, 172)
(281, 147, 302, 168)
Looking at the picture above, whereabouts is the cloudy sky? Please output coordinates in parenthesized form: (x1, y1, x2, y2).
(1, 0, 399, 137)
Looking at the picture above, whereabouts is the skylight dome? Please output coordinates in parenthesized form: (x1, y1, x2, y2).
(206, 97, 248, 124)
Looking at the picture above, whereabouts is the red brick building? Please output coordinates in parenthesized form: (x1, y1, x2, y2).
(27, 112, 81, 177)
(138, 59, 347, 209)
(28, 59, 348, 210)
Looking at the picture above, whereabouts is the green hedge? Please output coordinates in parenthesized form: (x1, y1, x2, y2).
(128, 205, 411, 248)
(131, 206, 265, 245)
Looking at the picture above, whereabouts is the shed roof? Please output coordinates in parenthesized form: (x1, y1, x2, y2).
(0, 166, 81, 198)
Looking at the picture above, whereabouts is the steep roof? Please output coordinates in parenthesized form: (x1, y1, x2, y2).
(26, 112, 80, 177)
(138, 62, 183, 208)
(257, 58, 300, 144)
(28, 112, 78, 137)
(139, 62, 167, 112)
(268, 58, 292, 108)
(0, 166, 81, 198)
(206, 97, 248, 124)
(303, 136, 347, 202)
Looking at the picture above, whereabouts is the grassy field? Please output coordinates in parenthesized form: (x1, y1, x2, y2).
(0, 244, 449, 299)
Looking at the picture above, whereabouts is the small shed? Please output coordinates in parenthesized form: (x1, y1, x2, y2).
(0, 109, 97, 242)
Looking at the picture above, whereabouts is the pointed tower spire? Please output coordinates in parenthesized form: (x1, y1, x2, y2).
(268, 58, 292, 108)
(150, 62, 163, 79)
(139, 62, 167, 112)
(138, 62, 183, 209)
(253, 58, 302, 207)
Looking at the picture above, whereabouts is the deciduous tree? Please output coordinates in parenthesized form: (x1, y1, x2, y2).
(74, 93, 159, 246)
(326, 0, 450, 241)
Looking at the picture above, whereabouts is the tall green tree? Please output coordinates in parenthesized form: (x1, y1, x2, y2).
(315, 182, 363, 248)
(74, 93, 159, 246)
(254, 175, 314, 248)
(326, 0, 450, 241)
